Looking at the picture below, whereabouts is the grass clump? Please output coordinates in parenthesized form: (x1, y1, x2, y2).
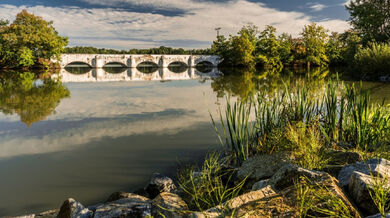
(177, 152, 246, 212)
(294, 176, 355, 218)
(368, 173, 390, 217)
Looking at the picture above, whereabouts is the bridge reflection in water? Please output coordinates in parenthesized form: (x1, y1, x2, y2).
(54, 67, 222, 83)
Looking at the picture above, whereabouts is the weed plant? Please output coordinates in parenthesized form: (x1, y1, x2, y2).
(177, 152, 246, 212)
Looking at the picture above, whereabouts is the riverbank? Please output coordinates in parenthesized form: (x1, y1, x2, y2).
(16, 152, 390, 217)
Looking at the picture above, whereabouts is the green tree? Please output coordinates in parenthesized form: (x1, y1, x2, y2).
(326, 32, 344, 65)
(0, 10, 68, 68)
(301, 23, 329, 68)
(230, 32, 255, 67)
(278, 33, 294, 65)
(256, 25, 283, 68)
(346, 0, 390, 44)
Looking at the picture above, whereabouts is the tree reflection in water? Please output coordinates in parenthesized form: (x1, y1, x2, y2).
(0, 71, 70, 126)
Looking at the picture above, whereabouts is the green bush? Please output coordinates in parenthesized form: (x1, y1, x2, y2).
(354, 42, 390, 78)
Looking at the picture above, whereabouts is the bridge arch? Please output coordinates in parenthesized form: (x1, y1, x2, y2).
(65, 62, 92, 74)
(136, 61, 159, 74)
(168, 61, 188, 73)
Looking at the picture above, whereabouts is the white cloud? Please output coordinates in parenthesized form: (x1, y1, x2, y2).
(310, 3, 327, 11)
(0, 1, 351, 49)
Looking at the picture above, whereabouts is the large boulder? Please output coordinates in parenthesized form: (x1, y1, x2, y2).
(338, 159, 390, 215)
(236, 153, 291, 182)
(145, 173, 177, 199)
(152, 192, 188, 218)
(94, 194, 151, 218)
(251, 179, 269, 191)
(57, 198, 92, 218)
(35, 209, 59, 217)
(268, 164, 332, 191)
(338, 158, 390, 188)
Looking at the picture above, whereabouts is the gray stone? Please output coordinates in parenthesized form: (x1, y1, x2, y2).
(366, 213, 390, 218)
(152, 192, 188, 218)
(348, 171, 379, 215)
(57, 198, 92, 218)
(14, 215, 35, 218)
(326, 149, 363, 165)
(338, 158, 390, 188)
(251, 179, 269, 191)
(269, 164, 332, 190)
(145, 173, 177, 199)
(94, 194, 151, 218)
(237, 153, 291, 182)
(35, 209, 59, 217)
(106, 191, 137, 202)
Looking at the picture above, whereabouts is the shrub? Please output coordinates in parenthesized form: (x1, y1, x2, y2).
(354, 42, 390, 78)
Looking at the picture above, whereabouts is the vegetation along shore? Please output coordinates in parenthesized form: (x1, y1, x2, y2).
(1, 0, 390, 217)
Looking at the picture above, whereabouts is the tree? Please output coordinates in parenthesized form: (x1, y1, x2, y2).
(301, 23, 329, 68)
(326, 32, 344, 65)
(346, 0, 390, 44)
(0, 10, 68, 68)
(256, 25, 283, 68)
(230, 32, 255, 67)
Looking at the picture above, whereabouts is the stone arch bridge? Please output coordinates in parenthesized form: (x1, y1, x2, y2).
(59, 54, 221, 68)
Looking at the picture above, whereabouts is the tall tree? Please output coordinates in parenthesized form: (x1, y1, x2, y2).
(256, 25, 283, 68)
(346, 0, 390, 44)
(0, 10, 68, 67)
(301, 23, 329, 68)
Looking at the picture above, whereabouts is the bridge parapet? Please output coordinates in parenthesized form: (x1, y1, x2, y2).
(59, 54, 221, 68)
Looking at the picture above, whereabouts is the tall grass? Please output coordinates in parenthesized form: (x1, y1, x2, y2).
(211, 98, 256, 165)
(213, 78, 390, 166)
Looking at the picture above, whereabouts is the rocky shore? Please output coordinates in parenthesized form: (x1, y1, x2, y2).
(14, 151, 390, 218)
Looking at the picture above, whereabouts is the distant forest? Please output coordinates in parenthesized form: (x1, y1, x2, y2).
(64, 46, 212, 55)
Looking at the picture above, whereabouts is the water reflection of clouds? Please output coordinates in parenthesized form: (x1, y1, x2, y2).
(0, 81, 223, 159)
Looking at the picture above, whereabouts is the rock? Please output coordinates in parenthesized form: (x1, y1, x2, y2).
(57, 198, 92, 218)
(348, 171, 389, 215)
(14, 215, 35, 218)
(106, 191, 137, 202)
(94, 194, 151, 218)
(269, 164, 332, 190)
(152, 192, 188, 218)
(187, 211, 220, 218)
(145, 173, 177, 199)
(326, 149, 363, 166)
(251, 179, 269, 191)
(366, 213, 390, 218)
(338, 158, 390, 188)
(236, 153, 291, 182)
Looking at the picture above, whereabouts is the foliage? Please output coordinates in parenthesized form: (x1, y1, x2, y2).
(177, 152, 246, 212)
(354, 42, 390, 78)
(301, 23, 329, 67)
(368, 173, 390, 217)
(0, 10, 68, 68)
(285, 122, 328, 170)
(0, 73, 70, 126)
(256, 25, 284, 69)
(326, 32, 344, 65)
(346, 0, 390, 44)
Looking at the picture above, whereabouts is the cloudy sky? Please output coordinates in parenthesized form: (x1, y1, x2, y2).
(0, 0, 351, 49)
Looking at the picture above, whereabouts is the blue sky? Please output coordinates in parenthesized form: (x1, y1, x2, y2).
(0, 0, 351, 49)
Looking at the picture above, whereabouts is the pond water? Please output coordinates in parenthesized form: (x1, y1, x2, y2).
(0, 67, 390, 216)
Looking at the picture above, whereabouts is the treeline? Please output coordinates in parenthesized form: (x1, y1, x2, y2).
(64, 46, 211, 55)
(212, 0, 390, 78)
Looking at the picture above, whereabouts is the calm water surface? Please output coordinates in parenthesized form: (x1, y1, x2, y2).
(0, 68, 390, 216)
